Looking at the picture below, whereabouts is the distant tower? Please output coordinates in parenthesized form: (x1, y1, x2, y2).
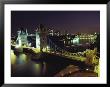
(64, 30, 68, 35)
(16, 27, 28, 47)
(36, 24, 48, 52)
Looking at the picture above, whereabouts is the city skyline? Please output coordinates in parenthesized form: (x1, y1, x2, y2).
(11, 11, 100, 77)
(11, 11, 100, 35)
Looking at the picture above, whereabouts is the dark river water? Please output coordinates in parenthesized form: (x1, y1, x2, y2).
(11, 50, 89, 77)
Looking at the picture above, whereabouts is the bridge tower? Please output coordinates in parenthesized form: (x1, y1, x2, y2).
(36, 24, 48, 52)
(16, 28, 28, 47)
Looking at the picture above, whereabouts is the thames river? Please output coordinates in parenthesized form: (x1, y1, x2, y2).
(11, 50, 90, 77)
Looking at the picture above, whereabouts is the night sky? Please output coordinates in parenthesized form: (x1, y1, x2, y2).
(11, 11, 100, 35)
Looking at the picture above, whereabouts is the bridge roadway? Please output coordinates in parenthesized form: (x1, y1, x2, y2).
(11, 44, 86, 62)
(46, 51, 86, 62)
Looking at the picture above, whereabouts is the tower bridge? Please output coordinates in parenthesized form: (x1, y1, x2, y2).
(14, 25, 86, 61)
(13, 24, 99, 70)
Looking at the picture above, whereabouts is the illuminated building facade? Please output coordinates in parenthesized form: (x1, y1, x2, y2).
(78, 33, 97, 44)
(71, 35, 79, 45)
(48, 29, 54, 36)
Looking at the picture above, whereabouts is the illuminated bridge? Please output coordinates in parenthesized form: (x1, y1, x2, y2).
(11, 25, 99, 64)
(11, 25, 100, 77)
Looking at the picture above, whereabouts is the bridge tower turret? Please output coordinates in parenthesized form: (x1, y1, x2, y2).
(16, 28, 28, 47)
(36, 24, 48, 52)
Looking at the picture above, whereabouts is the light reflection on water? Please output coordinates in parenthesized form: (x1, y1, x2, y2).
(79, 39, 95, 44)
(11, 50, 47, 76)
(11, 50, 16, 64)
(17, 54, 28, 64)
(11, 50, 29, 65)
(32, 62, 46, 76)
